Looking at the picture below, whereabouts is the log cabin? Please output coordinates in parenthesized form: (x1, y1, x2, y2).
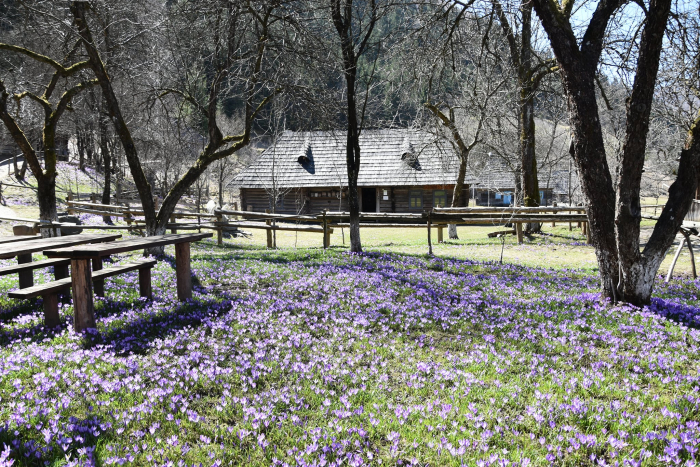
(232, 129, 476, 214)
(232, 129, 562, 214)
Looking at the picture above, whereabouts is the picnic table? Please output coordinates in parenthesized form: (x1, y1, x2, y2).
(0, 234, 41, 245)
(44, 233, 212, 331)
(0, 233, 122, 288)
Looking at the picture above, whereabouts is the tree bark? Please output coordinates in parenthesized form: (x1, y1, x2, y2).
(532, 0, 682, 305)
(99, 110, 113, 224)
(519, 4, 540, 210)
(448, 155, 468, 239)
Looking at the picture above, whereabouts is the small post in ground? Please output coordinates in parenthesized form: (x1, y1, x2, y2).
(515, 222, 523, 244)
(427, 211, 433, 256)
(585, 221, 592, 244)
(322, 210, 330, 249)
(437, 225, 444, 243)
(265, 209, 273, 249)
(216, 212, 223, 246)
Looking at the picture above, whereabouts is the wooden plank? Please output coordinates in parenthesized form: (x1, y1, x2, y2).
(175, 242, 191, 301)
(42, 293, 60, 328)
(44, 233, 212, 259)
(92, 258, 104, 296)
(139, 267, 152, 299)
(0, 234, 122, 259)
(335, 223, 431, 228)
(67, 201, 124, 211)
(0, 258, 70, 276)
(434, 206, 587, 213)
(487, 230, 516, 238)
(215, 209, 317, 221)
(0, 235, 41, 244)
(8, 259, 157, 299)
(0, 215, 54, 224)
(230, 222, 329, 233)
(666, 237, 686, 283)
(17, 253, 33, 288)
(71, 259, 95, 332)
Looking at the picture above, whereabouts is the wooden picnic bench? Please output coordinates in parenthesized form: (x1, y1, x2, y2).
(0, 235, 41, 245)
(43, 233, 212, 331)
(0, 234, 122, 289)
(8, 259, 157, 328)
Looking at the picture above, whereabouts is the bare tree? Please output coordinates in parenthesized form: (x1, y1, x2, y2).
(420, 4, 513, 238)
(0, 8, 98, 234)
(71, 0, 285, 249)
(328, 0, 384, 253)
(531, 0, 699, 304)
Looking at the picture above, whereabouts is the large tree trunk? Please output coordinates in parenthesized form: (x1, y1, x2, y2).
(565, 73, 620, 302)
(531, 0, 680, 306)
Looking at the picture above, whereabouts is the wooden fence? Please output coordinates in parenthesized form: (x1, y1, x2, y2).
(6, 201, 595, 250)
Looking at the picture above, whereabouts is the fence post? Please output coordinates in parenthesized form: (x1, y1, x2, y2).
(170, 214, 177, 234)
(124, 206, 133, 228)
(265, 209, 273, 249)
(427, 211, 433, 256)
(322, 210, 330, 249)
(515, 222, 524, 244)
(216, 212, 223, 246)
(584, 221, 592, 244)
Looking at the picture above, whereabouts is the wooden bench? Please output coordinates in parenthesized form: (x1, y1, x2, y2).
(8, 259, 156, 328)
(0, 258, 71, 280)
(0, 233, 121, 288)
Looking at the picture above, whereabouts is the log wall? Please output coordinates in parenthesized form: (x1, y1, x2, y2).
(240, 185, 469, 214)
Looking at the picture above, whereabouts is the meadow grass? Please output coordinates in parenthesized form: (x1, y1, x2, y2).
(0, 238, 699, 466)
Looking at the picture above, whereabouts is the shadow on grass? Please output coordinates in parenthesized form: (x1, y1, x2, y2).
(157, 253, 202, 289)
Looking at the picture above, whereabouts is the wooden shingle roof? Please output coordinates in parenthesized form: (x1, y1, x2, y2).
(232, 129, 477, 189)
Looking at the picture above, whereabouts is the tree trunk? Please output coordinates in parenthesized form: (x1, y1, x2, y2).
(449, 154, 468, 239)
(348, 166, 362, 252)
(531, 0, 678, 306)
(77, 130, 86, 171)
(519, 4, 541, 233)
(99, 112, 112, 224)
(37, 173, 59, 238)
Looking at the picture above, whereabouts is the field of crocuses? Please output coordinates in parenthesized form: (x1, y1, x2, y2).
(1, 242, 699, 466)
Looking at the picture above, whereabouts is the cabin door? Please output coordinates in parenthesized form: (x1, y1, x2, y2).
(361, 187, 377, 212)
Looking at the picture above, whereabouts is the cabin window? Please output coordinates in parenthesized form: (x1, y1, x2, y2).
(409, 190, 423, 209)
(383, 189, 389, 201)
(433, 190, 446, 208)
